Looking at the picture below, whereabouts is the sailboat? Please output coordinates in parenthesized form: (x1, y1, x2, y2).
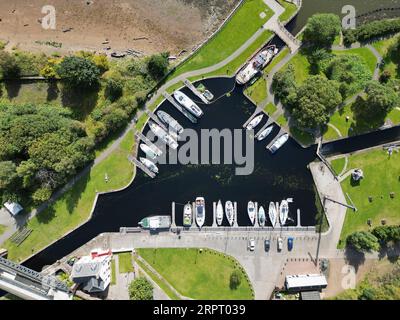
(268, 202, 277, 228)
(258, 205, 266, 227)
(225, 201, 234, 226)
(183, 203, 192, 227)
(246, 114, 263, 130)
(279, 200, 289, 226)
(216, 200, 224, 226)
(257, 125, 274, 141)
(247, 201, 256, 226)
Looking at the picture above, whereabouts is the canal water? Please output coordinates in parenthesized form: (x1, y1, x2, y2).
(25, 77, 320, 270)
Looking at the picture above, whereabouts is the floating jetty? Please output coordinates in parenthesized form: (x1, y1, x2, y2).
(183, 79, 210, 104)
(162, 92, 198, 124)
(146, 110, 169, 133)
(128, 156, 156, 178)
(135, 131, 163, 157)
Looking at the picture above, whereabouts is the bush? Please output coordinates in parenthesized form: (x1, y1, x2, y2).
(92, 54, 109, 73)
(346, 231, 380, 252)
(105, 78, 123, 102)
(32, 186, 52, 203)
(128, 277, 153, 300)
(372, 225, 400, 244)
(0, 51, 21, 78)
(343, 18, 400, 45)
(147, 53, 169, 80)
(229, 270, 242, 290)
(57, 56, 100, 88)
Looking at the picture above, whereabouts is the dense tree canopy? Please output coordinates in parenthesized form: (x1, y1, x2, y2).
(0, 103, 94, 203)
(364, 81, 399, 116)
(325, 54, 372, 97)
(291, 75, 342, 129)
(346, 231, 380, 252)
(272, 64, 297, 106)
(57, 56, 100, 88)
(303, 14, 341, 47)
(0, 51, 21, 79)
(147, 53, 169, 80)
(128, 277, 153, 300)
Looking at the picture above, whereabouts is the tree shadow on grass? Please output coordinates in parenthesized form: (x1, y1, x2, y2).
(344, 246, 366, 273)
(61, 84, 99, 121)
(4, 80, 21, 99)
(36, 205, 56, 225)
(64, 166, 92, 215)
(47, 81, 60, 102)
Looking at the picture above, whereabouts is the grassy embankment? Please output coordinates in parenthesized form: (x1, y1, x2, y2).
(3, 131, 135, 262)
(337, 148, 400, 247)
(137, 248, 254, 300)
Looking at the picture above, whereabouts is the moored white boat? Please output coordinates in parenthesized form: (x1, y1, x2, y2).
(195, 197, 205, 228)
(268, 202, 277, 228)
(236, 45, 279, 85)
(257, 125, 274, 141)
(247, 201, 256, 225)
(139, 215, 171, 230)
(279, 200, 289, 226)
(140, 143, 157, 159)
(225, 201, 234, 226)
(149, 121, 179, 150)
(139, 157, 159, 174)
(157, 110, 184, 135)
(268, 133, 289, 154)
(173, 90, 204, 117)
(216, 200, 224, 226)
(183, 203, 193, 227)
(246, 114, 264, 130)
(258, 205, 266, 227)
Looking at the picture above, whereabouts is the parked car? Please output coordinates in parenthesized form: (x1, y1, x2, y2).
(248, 238, 255, 251)
(264, 239, 270, 252)
(277, 237, 283, 252)
(288, 237, 294, 251)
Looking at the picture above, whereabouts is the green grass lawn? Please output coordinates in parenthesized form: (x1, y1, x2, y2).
(135, 113, 149, 131)
(111, 258, 117, 285)
(282, 50, 311, 85)
(330, 157, 346, 176)
(188, 30, 273, 81)
(276, 114, 288, 127)
(3, 131, 135, 262)
(118, 252, 134, 273)
(244, 76, 267, 105)
(137, 248, 254, 300)
(135, 257, 180, 300)
(323, 125, 342, 141)
(0, 224, 6, 236)
(264, 102, 277, 115)
(168, 0, 273, 79)
(277, 0, 298, 23)
(338, 149, 400, 247)
(289, 127, 315, 146)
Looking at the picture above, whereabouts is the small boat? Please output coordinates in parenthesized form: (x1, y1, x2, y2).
(246, 114, 263, 130)
(140, 143, 157, 159)
(157, 110, 184, 135)
(258, 205, 266, 227)
(257, 125, 274, 141)
(225, 201, 234, 226)
(268, 133, 289, 154)
(216, 200, 224, 226)
(139, 157, 159, 174)
(236, 45, 279, 85)
(149, 121, 179, 150)
(279, 200, 289, 226)
(268, 202, 277, 228)
(173, 90, 204, 117)
(195, 197, 205, 228)
(183, 203, 193, 227)
(139, 215, 171, 230)
(247, 201, 256, 225)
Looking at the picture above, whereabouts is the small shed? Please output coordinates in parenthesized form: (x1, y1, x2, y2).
(352, 169, 364, 181)
(3, 201, 23, 216)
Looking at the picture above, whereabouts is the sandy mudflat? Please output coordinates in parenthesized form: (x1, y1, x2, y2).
(0, 0, 238, 55)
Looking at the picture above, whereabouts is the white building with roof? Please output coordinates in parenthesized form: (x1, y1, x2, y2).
(71, 250, 112, 294)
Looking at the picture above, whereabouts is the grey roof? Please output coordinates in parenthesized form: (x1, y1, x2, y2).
(71, 261, 101, 279)
(82, 278, 106, 293)
(300, 291, 321, 300)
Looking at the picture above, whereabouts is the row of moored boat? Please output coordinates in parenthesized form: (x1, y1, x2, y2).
(139, 91, 204, 175)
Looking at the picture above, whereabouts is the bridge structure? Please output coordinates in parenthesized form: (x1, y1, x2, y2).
(0, 256, 72, 300)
